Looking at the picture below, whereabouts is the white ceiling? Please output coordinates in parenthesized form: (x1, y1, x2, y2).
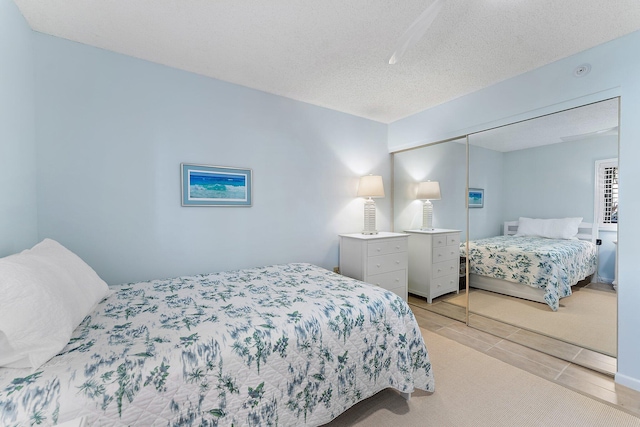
(469, 98, 619, 152)
(13, 0, 640, 123)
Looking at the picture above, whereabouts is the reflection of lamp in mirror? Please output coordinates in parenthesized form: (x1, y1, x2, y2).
(416, 181, 441, 230)
(357, 174, 385, 235)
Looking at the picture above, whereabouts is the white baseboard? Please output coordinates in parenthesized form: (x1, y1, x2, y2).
(615, 373, 640, 392)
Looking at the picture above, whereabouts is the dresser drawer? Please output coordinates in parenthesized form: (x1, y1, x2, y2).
(432, 234, 448, 247)
(367, 253, 408, 275)
(433, 245, 458, 263)
(432, 259, 458, 279)
(431, 274, 458, 296)
(367, 238, 408, 257)
(367, 269, 407, 292)
(446, 233, 460, 247)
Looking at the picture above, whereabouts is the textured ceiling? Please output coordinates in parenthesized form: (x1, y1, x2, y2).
(469, 98, 619, 152)
(13, 0, 640, 123)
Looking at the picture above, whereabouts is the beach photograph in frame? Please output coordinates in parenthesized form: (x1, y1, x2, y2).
(468, 188, 484, 208)
(181, 163, 252, 206)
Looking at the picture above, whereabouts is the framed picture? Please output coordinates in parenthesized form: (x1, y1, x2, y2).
(181, 163, 252, 206)
(468, 188, 484, 208)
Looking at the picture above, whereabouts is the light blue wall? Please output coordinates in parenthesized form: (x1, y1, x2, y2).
(33, 34, 390, 285)
(468, 144, 504, 239)
(393, 141, 503, 242)
(4, 0, 638, 390)
(393, 141, 467, 237)
(388, 30, 640, 390)
(0, 0, 38, 256)
(502, 136, 618, 281)
(502, 136, 617, 222)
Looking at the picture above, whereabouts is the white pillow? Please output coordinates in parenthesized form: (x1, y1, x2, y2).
(0, 239, 111, 369)
(515, 217, 583, 240)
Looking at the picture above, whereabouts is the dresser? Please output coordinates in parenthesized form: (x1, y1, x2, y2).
(405, 229, 461, 303)
(339, 232, 409, 301)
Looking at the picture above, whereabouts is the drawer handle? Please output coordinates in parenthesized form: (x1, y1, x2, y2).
(438, 254, 442, 257)
(376, 264, 381, 268)
(395, 245, 400, 249)
(377, 248, 381, 252)
(375, 283, 380, 286)
(395, 278, 399, 282)
(396, 260, 400, 264)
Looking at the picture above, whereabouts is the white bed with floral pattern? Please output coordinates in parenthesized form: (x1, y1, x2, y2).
(464, 219, 598, 311)
(0, 263, 434, 426)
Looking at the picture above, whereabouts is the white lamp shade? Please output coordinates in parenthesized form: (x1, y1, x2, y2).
(416, 181, 441, 200)
(357, 175, 385, 198)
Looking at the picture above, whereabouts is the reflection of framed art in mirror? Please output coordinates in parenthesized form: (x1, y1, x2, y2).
(468, 188, 484, 208)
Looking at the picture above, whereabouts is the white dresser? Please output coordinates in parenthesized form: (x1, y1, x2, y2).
(405, 229, 461, 303)
(339, 232, 409, 301)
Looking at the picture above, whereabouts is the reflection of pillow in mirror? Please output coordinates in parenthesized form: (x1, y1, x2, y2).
(0, 239, 111, 369)
(515, 217, 583, 240)
(515, 217, 546, 238)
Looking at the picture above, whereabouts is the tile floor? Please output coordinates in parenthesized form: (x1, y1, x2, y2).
(409, 303, 640, 418)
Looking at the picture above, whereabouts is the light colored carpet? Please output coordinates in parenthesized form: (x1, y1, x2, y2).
(325, 329, 639, 427)
(444, 287, 616, 356)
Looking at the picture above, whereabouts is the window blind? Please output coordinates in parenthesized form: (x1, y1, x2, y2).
(602, 166, 618, 224)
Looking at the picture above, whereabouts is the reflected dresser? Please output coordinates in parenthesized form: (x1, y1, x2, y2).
(405, 229, 461, 303)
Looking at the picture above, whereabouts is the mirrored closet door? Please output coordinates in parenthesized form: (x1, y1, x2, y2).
(393, 138, 468, 323)
(466, 98, 619, 373)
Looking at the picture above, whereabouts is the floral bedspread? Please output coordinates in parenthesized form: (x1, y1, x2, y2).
(0, 263, 433, 426)
(464, 236, 597, 311)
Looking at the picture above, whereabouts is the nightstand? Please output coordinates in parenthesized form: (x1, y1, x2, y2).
(339, 232, 409, 301)
(404, 229, 461, 303)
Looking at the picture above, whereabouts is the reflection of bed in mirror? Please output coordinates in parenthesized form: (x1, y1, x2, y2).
(465, 220, 597, 311)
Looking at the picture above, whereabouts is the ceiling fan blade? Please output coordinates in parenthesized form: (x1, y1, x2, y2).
(560, 126, 619, 142)
(388, 0, 446, 65)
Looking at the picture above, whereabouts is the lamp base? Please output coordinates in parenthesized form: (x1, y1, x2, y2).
(421, 200, 434, 231)
(362, 198, 378, 235)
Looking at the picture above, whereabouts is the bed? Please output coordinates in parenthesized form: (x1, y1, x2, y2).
(464, 219, 598, 311)
(0, 259, 434, 426)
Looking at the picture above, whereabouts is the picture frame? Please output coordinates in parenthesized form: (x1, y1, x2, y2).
(181, 163, 252, 207)
(468, 188, 484, 208)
